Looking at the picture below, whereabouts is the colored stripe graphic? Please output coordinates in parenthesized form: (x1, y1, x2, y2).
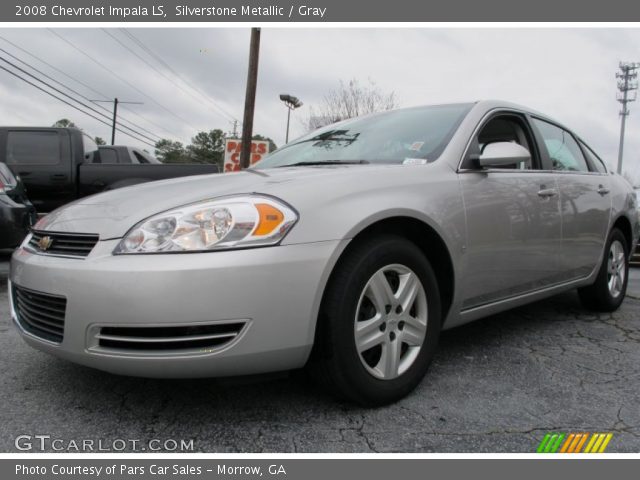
(537, 433, 565, 453)
(549, 433, 565, 453)
(584, 433, 599, 453)
(538, 432, 613, 453)
(559, 433, 575, 453)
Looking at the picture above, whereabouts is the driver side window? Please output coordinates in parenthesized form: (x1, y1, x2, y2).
(475, 115, 535, 170)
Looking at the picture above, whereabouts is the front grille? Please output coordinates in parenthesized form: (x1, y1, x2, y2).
(13, 285, 66, 343)
(28, 230, 99, 258)
(94, 322, 247, 354)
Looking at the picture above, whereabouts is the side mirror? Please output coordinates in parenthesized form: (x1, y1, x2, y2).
(478, 142, 531, 169)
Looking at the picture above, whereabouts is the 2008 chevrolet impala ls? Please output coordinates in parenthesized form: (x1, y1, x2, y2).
(9, 101, 639, 405)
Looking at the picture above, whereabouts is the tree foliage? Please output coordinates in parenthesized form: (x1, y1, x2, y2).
(94, 137, 106, 146)
(307, 78, 398, 131)
(52, 118, 77, 128)
(252, 134, 277, 153)
(187, 129, 226, 166)
(156, 130, 277, 166)
(154, 139, 188, 164)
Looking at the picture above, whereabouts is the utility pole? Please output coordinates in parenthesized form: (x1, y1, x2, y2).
(616, 62, 639, 174)
(229, 120, 239, 138)
(239, 28, 261, 169)
(111, 98, 119, 145)
(91, 98, 143, 145)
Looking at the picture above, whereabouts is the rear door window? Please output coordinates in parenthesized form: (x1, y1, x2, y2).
(580, 141, 608, 174)
(133, 151, 150, 164)
(6, 131, 61, 165)
(99, 148, 119, 164)
(531, 119, 589, 172)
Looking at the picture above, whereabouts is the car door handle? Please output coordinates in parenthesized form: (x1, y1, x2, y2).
(597, 185, 610, 195)
(537, 188, 557, 198)
(50, 174, 68, 181)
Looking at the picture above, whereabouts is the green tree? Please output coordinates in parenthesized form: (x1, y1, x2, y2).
(94, 137, 106, 146)
(252, 134, 277, 153)
(186, 129, 226, 167)
(155, 139, 188, 163)
(52, 118, 77, 128)
(155, 131, 278, 167)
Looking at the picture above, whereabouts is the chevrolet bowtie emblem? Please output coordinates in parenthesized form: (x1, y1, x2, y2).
(37, 236, 53, 251)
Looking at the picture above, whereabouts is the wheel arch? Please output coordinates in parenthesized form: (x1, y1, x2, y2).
(314, 214, 456, 340)
(612, 214, 633, 252)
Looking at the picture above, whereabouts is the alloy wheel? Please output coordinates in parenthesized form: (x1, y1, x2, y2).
(607, 239, 626, 298)
(354, 264, 428, 380)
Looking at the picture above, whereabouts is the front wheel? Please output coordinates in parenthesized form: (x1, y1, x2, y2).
(311, 235, 441, 406)
(578, 228, 629, 312)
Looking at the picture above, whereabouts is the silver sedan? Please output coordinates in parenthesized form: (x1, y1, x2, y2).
(9, 100, 638, 405)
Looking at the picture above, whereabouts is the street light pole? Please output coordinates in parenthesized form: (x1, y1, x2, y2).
(279, 94, 303, 144)
(285, 106, 291, 144)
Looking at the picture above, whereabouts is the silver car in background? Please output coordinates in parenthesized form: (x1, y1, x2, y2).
(9, 101, 638, 405)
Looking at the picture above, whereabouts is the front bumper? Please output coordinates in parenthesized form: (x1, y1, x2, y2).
(10, 239, 346, 378)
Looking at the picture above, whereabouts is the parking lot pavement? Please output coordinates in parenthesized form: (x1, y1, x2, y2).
(1, 252, 639, 453)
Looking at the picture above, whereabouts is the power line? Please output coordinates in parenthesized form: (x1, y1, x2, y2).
(0, 65, 138, 139)
(0, 34, 181, 141)
(0, 54, 160, 146)
(102, 29, 236, 125)
(92, 98, 144, 146)
(121, 28, 239, 122)
(0, 64, 156, 148)
(0, 49, 162, 145)
(118, 104, 182, 140)
(47, 29, 200, 132)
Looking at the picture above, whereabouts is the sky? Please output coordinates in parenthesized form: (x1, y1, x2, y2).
(0, 27, 639, 180)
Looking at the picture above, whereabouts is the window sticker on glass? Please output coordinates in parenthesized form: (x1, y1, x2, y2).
(409, 141, 425, 151)
(403, 158, 428, 165)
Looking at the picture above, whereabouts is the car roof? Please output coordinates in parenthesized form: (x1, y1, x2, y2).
(472, 100, 552, 121)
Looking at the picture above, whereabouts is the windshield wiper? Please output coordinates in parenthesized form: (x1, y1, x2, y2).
(277, 160, 370, 168)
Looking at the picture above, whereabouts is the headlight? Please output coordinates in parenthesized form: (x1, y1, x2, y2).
(114, 195, 298, 254)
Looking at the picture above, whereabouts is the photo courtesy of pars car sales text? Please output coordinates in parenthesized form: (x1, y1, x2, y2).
(15, 464, 287, 476)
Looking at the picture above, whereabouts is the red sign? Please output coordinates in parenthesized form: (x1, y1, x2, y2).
(223, 139, 269, 172)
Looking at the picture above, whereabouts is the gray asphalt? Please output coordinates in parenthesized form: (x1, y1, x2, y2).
(1, 253, 639, 453)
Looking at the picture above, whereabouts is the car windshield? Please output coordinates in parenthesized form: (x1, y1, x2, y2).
(255, 103, 473, 169)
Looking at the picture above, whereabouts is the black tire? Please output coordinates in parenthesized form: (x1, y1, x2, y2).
(578, 228, 629, 312)
(310, 235, 442, 406)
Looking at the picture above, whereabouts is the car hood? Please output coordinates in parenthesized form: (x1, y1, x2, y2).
(37, 165, 405, 239)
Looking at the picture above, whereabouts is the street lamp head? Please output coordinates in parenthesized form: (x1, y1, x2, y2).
(280, 94, 303, 109)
